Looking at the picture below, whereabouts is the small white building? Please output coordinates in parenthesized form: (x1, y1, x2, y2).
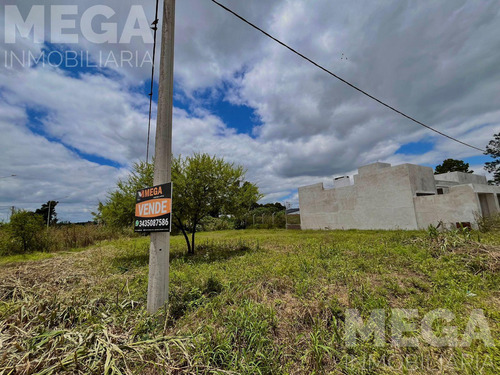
(298, 162, 499, 230)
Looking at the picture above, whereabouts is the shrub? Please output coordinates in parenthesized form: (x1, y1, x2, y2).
(0, 222, 128, 256)
(244, 210, 287, 229)
(0, 227, 14, 255)
(8, 211, 46, 254)
(200, 216, 235, 232)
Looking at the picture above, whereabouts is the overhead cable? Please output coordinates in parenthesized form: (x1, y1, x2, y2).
(211, 0, 485, 152)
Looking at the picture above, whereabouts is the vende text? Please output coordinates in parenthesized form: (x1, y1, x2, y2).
(135, 199, 171, 218)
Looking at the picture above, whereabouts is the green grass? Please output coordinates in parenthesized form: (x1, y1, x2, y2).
(1, 229, 499, 374)
(0, 250, 59, 265)
(0, 246, 92, 266)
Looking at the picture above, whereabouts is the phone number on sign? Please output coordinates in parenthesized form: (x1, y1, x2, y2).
(137, 218, 170, 227)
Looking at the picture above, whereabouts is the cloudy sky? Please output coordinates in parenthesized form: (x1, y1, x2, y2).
(0, 0, 499, 222)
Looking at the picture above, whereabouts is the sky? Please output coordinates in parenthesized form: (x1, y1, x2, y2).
(0, 0, 499, 222)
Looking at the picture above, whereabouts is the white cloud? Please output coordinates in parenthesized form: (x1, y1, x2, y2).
(0, 101, 125, 222)
(0, 67, 151, 165)
(1, 0, 500, 220)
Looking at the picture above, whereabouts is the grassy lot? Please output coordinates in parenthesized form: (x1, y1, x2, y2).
(0, 229, 499, 374)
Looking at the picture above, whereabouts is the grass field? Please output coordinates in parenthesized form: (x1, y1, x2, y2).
(1, 229, 499, 374)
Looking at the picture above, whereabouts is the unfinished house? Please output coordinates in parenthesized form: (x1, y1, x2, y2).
(298, 162, 500, 230)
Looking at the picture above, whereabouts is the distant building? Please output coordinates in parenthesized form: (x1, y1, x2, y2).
(298, 162, 499, 230)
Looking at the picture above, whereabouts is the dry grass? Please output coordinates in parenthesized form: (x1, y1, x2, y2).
(0, 224, 128, 257)
(1, 246, 205, 374)
(0, 229, 499, 374)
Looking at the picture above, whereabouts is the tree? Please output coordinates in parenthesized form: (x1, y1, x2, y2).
(232, 182, 263, 227)
(434, 159, 473, 174)
(93, 161, 154, 227)
(485, 133, 500, 185)
(35, 201, 59, 226)
(9, 211, 45, 253)
(94, 155, 261, 254)
(251, 202, 286, 212)
(172, 154, 260, 254)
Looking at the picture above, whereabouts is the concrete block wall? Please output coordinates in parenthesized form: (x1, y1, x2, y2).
(414, 185, 481, 229)
(435, 172, 488, 185)
(299, 162, 500, 231)
(300, 163, 420, 230)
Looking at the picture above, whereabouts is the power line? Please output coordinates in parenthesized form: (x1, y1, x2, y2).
(210, 0, 485, 153)
(146, 0, 161, 164)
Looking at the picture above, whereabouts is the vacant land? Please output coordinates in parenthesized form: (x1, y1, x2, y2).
(1, 229, 499, 374)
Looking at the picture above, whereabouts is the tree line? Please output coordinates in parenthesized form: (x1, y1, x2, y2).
(3, 133, 500, 256)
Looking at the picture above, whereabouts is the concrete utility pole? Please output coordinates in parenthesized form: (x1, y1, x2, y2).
(147, 0, 176, 314)
(47, 201, 52, 229)
(285, 202, 290, 230)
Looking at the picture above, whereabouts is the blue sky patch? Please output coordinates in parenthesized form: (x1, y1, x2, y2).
(207, 100, 261, 136)
(396, 141, 434, 155)
(172, 82, 262, 136)
(463, 155, 492, 169)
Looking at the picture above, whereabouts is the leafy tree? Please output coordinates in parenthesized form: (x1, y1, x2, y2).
(94, 155, 261, 254)
(434, 159, 473, 174)
(485, 133, 500, 185)
(93, 161, 154, 227)
(172, 154, 260, 254)
(9, 211, 45, 253)
(251, 202, 286, 212)
(35, 201, 59, 226)
(231, 182, 263, 227)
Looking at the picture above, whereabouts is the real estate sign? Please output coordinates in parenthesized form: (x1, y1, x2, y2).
(134, 183, 172, 233)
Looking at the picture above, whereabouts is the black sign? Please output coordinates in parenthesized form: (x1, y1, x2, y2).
(134, 183, 172, 233)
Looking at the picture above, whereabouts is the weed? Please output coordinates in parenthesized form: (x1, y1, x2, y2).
(476, 213, 500, 232)
(203, 275, 224, 296)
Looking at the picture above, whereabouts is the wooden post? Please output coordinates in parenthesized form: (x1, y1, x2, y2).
(147, 0, 176, 314)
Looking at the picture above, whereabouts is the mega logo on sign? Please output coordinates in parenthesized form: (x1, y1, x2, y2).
(134, 183, 172, 233)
